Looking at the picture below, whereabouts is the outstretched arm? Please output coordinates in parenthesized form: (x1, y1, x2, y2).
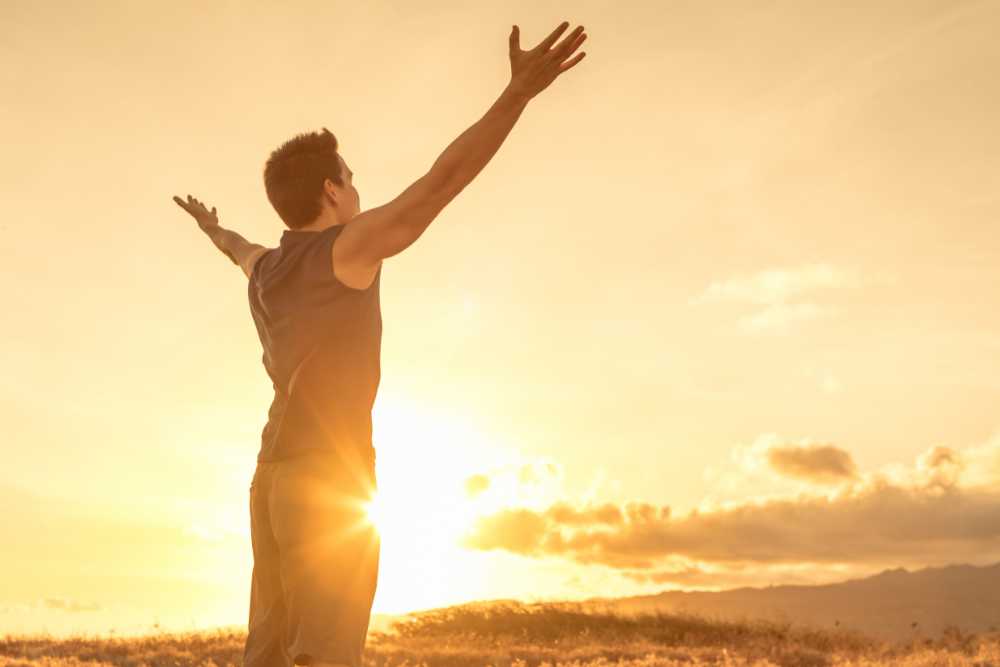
(172, 194, 271, 279)
(332, 21, 588, 266)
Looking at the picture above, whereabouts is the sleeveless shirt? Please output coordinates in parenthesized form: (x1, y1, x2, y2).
(248, 225, 382, 464)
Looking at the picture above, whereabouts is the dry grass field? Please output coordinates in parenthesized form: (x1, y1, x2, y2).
(2, 601, 998, 667)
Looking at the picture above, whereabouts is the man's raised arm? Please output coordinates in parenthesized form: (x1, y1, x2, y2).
(334, 21, 588, 266)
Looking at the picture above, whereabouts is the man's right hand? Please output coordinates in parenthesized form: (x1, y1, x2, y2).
(508, 21, 587, 101)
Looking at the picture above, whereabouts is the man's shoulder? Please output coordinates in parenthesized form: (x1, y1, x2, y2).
(246, 246, 274, 280)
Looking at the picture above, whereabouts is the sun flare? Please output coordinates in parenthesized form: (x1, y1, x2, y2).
(363, 493, 387, 533)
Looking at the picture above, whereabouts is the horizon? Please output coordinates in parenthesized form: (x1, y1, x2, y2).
(10, 559, 999, 641)
(3, 0, 1000, 639)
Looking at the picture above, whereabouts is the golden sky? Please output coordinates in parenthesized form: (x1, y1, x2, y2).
(3, 0, 1000, 637)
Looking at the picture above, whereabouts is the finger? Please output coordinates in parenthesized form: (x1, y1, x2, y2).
(536, 21, 569, 52)
(552, 26, 585, 59)
(509, 24, 520, 53)
(557, 51, 586, 74)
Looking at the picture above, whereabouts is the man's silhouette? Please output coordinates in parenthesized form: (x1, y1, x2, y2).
(173, 21, 586, 667)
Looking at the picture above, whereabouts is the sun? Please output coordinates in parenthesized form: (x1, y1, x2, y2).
(363, 492, 388, 533)
(358, 393, 545, 613)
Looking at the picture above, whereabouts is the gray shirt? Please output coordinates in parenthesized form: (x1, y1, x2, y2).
(248, 225, 382, 463)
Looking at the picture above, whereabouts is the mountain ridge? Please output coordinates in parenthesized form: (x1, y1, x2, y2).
(590, 560, 1000, 640)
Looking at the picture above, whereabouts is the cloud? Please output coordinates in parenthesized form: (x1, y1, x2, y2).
(766, 443, 858, 484)
(914, 446, 964, 490)
(463, 479, 1000, 568)
(460, 459, 564, 507)
(40, 597, 102, 612)
(519, 462, 561, 486)
(962, 432, 1000, 489)
(695, 264, 862, 306)
(465, 474, 490, 498)
(692, 264, 862, 333)
(461, 440, 1000, 573)
(820, 371, 843, 395)
(462, 507, 550, 554)
(729, 434, 859, 488)
(547, 501, 630, 527)
(738, 303, 832, 334)
(618, 561, 837, 589)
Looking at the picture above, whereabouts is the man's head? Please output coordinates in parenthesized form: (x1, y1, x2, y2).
(263, 127, 359, 230)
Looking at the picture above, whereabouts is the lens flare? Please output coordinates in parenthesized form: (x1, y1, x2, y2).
(363, 492, 386, 533)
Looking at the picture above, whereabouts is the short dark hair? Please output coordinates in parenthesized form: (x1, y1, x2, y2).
(263, 127, 344, 230)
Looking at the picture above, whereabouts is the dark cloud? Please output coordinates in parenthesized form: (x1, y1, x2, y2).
(766, 443, 858, 483)
(461, 477, 1000, 570)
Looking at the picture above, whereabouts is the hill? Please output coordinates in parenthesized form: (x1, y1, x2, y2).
(595, 561, 1000, 641)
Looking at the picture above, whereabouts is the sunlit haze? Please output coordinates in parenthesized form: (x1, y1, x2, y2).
(3, 0, 1000, 638)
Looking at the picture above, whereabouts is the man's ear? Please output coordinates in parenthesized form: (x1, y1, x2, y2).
(323, 179, 339, 207)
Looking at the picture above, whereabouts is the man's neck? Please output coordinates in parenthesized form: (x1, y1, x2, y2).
(292, 218, 345, 233)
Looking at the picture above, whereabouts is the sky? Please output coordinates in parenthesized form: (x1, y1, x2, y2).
(2, 0, 1000, 638)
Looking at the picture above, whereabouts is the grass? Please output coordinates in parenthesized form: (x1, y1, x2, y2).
(2, 600, 998, 666)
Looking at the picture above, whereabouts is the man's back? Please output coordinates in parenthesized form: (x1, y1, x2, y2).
(248, 224, 382, 465)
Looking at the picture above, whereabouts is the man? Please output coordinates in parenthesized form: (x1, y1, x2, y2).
(173, 21, 587, 667)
